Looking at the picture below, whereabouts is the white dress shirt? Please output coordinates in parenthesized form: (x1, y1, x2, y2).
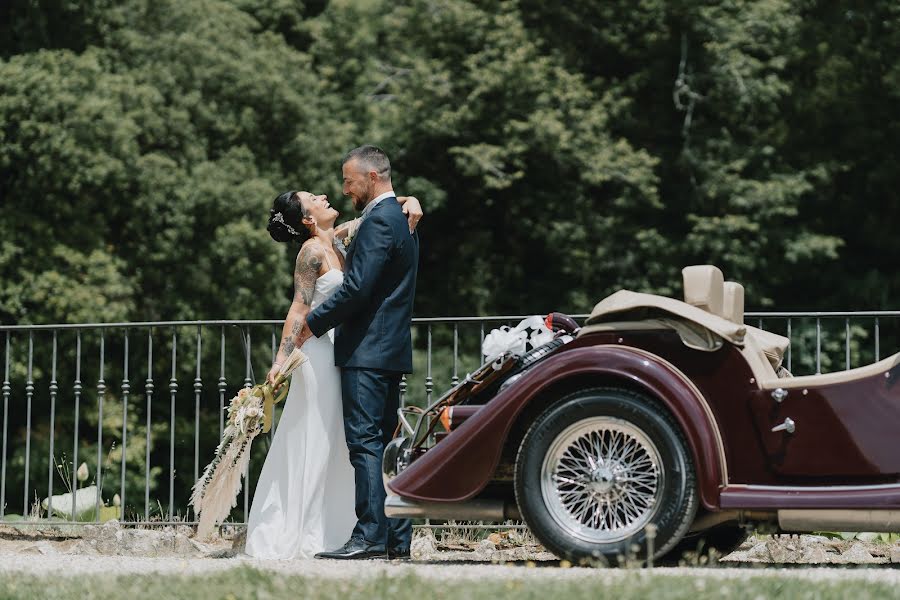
(360, 190, 395, 221)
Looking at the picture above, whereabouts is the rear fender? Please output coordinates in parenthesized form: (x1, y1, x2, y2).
(388, 345, 726, 510)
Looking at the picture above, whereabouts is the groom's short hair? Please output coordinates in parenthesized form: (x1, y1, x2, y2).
(343, 145, 391, 181)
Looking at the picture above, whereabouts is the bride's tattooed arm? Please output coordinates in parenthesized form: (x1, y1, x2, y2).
(267, 243, 324, 386)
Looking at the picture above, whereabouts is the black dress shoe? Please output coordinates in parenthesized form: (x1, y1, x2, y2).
(314, 538, 386, 560)
(387, 547, 411, 560)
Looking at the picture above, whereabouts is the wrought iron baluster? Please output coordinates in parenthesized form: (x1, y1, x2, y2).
(193, 327, 202, 499)
(120, 331, 129, 521)
(845, 318, 851, 369)
(815, 318, 822, 374)
(425, 325, 433, 404)
(875, 317, 880, 362)
(72, 332, 82, 521)
(244, 328, 251, 521)
(480, 323, 485, 364)
(0, 333, 7, 519)
(218, 327, 226, 438)
(451, 324, 459, 387)
(399, 374, 407, 407)
(23, 333, 33, 516)
(786, 319, 792, 373)
(96, 332, 106, 520)
(270, 325, 276, 438)
(145, 329, 153, 522)
(244, 329, 252, 389)
(47, 332, 58, 518)
(270, 325, 276, 364)
(168, 330, 178, 520)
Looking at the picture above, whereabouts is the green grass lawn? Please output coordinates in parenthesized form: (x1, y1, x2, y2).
(0, 566, 896, 600)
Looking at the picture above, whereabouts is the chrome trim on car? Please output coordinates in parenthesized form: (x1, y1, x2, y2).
(771, 388, 788, 403)
(770, 417, 795, 434)
(728, 483, 900, 492)
(384, 495, 521, 521)
(498, 372, 523, 393)
(778, 509, 900, 532)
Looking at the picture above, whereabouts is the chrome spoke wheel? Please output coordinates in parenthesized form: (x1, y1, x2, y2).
(540, 417, 663, 544)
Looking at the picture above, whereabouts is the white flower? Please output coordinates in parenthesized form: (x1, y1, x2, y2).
(113, 494, 121, 507)
(527, 326, 555, 348)
(511, 315, 555, 349)
(246, 406, 260, 418)
(76, 462, 89, 483)
(342, 219, 360, 249)
(482, 316, 556, 361)
(482, 326, 527, 362)
(236, 407, 248, 434)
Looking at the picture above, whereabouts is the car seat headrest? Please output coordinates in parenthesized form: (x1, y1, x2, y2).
(682, 265, 725, 317)
(722, 281, 745, 324)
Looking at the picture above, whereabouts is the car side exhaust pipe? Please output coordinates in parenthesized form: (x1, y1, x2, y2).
(385, 495, 521, 521)
(778, 509, 900, 532)
(688, 510, 777, 532)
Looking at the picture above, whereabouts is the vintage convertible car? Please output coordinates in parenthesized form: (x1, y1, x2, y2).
(383, 265, 900, 564)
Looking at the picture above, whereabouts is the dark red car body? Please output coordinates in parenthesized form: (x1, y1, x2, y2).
(384, 268, 900, 562)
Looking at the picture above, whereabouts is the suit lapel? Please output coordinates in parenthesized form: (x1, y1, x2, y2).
(347, 196, 397, 263)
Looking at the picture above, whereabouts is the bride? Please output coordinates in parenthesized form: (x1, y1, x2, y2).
(244, 189, 421, 559)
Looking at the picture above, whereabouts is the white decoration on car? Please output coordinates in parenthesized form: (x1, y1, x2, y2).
(482, 327, 527, 362)
(529, 324, 555, 348)
(482, 315, 555, 362)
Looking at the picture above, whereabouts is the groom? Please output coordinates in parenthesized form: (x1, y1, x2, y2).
(304, 145, 417, 559)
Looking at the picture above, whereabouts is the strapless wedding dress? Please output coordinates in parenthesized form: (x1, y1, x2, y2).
(245, 269, 356, 559)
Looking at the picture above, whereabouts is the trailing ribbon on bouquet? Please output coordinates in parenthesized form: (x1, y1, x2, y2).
(481, 315, 555, 363)
(189, 348, 308, 540)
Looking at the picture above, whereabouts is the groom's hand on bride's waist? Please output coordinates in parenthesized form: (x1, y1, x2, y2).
(297, 322, 313, 347)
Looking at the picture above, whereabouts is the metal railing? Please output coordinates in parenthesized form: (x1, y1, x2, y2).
(0, 311, 897, 527)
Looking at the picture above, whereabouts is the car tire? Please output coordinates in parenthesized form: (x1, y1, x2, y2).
(662, 523, 748, 563)
(514, 387, 698, 565)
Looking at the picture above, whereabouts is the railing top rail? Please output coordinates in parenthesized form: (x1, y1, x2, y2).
(0, 320, 282, 331)
(0, 315, 597, 331)
(2, 311, 899, 331)
(744, 311, 900, 318)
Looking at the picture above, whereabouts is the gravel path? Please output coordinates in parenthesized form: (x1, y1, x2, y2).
(1, 524, 897, 585)
(1, 552, 899, 585)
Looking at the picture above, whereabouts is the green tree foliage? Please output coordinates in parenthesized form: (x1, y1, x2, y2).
(2, 0, 898, 322)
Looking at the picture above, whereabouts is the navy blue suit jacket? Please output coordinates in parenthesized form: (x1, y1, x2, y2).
(306, 197, 418, 372)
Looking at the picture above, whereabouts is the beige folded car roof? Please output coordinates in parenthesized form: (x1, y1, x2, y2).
(586, 289, 747, 346)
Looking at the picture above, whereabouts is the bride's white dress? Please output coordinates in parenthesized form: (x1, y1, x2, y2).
(245, 269, 356, 559)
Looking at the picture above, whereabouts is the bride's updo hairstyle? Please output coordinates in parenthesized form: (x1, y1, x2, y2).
(267, 191, 311, 244)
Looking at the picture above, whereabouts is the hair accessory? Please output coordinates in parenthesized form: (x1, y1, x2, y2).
(271, 212, 300, 236)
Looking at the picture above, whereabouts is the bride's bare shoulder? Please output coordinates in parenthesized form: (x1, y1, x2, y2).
(293, 242, 328, 304)
(295, 240, 326, 270)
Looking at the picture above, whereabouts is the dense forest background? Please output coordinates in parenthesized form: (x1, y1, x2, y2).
(0, 0, 898, 519)
(2, 0, 898, 323)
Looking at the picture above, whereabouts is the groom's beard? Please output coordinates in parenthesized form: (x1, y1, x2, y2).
(352, 190, 373, 212)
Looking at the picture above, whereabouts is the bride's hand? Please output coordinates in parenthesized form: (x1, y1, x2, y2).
(398, 195, 423, 233)
(266, 363, 281, 389)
